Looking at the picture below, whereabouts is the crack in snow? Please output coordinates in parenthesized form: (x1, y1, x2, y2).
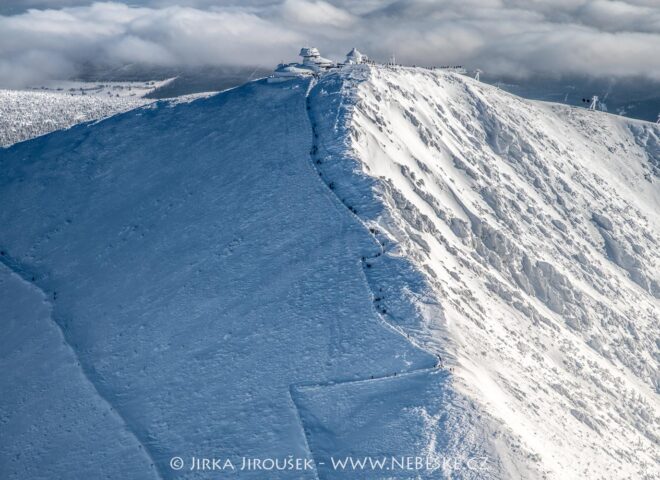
(0, 251, 164, 480)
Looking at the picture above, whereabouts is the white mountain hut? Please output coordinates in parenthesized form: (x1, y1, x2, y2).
(299, 47, 335, 71)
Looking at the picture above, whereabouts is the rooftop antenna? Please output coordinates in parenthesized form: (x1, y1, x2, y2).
(474, 69, 482, 81)
(247, 67, 259, 81)
(581, 95, 598, 111)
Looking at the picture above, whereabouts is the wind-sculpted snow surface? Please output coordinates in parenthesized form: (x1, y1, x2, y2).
(1, 66, 658, 480)
(317, 65, 659, 479)
(0, 79, 479, 479)
(303, 69, 506, 479)
(0, 265, 159, 480)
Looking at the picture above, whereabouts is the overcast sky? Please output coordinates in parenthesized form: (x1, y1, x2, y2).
(1, 0, 659, 87)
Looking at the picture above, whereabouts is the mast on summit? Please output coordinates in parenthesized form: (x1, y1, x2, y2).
(582, 95, 599, 111)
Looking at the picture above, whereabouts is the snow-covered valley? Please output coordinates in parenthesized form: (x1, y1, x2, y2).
(0, 65, 658, 479)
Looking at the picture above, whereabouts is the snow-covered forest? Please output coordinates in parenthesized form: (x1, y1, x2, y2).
(0, 81, 175, 147)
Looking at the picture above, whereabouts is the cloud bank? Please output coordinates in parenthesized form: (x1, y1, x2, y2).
(1, 0, 659, 87)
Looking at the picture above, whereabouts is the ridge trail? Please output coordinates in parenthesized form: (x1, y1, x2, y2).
(287, 72, 447, 476)
(303, 73, 443, 371)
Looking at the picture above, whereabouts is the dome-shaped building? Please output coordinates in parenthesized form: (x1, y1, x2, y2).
(345, 48, 366, 65)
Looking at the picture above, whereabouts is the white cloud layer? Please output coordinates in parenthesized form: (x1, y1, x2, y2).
(1, 0, 659, 87)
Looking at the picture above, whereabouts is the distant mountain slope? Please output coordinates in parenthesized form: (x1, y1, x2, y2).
(0, 80, 179, 147)
(0, 65, 658, 480)
(489, 76, 660, 123)
(0, 88, 147, 147)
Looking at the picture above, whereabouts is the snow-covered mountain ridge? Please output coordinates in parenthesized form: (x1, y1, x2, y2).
(0, 65, 658, 479)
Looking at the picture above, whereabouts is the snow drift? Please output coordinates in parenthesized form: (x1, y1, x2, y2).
(0, 65, 658, 480)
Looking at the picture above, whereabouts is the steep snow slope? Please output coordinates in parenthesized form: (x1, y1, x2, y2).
(308, 65, 659, 479)
(0, 80, 496, 479)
